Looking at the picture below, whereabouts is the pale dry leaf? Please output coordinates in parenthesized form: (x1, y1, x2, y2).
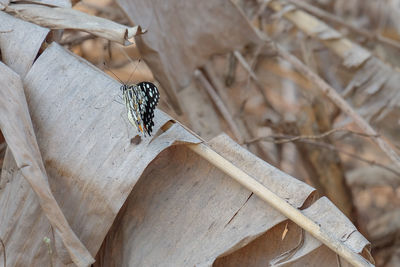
(215, 221, 351, 267)
(93, 135, 312, 266)
(299, 197, 372, 262)
(117, 0, 272, 113)
(12, 0, 71, 8)
(0, 42, 200, 266)
(0, 44, 372, 266)
(93, 134, 371, 266)
(0, 62, 94, 267)
(5, 3, 145, 45)
(215, 197, 372, 266)
(1, 148, 72, 266)
(309, 20, 342, 40)
(209, 135, 316, 209)
(341, 42, 372, 69)
(0, 11, 49, 77)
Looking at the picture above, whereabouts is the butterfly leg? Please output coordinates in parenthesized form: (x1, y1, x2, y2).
(94, 93, 121, 109)
(113, 95, 124, 105)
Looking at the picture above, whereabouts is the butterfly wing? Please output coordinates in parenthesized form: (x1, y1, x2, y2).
(136, 82, 160, 135)
(122, 85, 142, 132)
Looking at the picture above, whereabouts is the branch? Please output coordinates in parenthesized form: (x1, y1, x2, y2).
(302, 140, 400, 178)
(276, 44, 400, 171)
(246, 127, 379, 145)
(246, 133, 400, 177)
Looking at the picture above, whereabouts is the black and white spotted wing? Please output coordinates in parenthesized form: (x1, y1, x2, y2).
(136, 82, 160, 135)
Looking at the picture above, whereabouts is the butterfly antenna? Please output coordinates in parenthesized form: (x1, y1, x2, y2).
(103, 62, 124, 84)
(127, 59, 141, 83)
(118, 46, 141, 83)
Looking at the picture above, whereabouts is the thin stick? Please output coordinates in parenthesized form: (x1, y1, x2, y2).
(246, 127, 379, 145)
(103, 62, 124, 84)
(188, 143, 373, 267)
(0, 238, 5, 267)
(194, 69, 244, 144)
(301, 140, 400, 178)
(246, 134, 400, 177)
(118, 47, 141, 83)
(252, 0, 272, 21)
(233, 51, 278, 114)
(127, 59, 141, 83)
(276, 45, 400, 171)
(203, 63, 274, 163)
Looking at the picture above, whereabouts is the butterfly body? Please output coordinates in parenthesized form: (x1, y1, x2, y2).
(121, 82, 160, 136)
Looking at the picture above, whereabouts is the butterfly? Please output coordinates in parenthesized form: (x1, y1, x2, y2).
(121, 82, 160, 136)
(103, 61, 160, 137)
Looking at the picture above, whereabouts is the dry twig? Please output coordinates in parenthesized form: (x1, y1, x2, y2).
(203, 63, 274, 163)
(194, 69, 244, 143)
(246, 133, 400, 177)
(233, 50, 278, 114)
(0, 238, 5, 267)
(301, 140, 400, 178)
(246, 127, 379, 145)
(276, 45, 400, 171)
